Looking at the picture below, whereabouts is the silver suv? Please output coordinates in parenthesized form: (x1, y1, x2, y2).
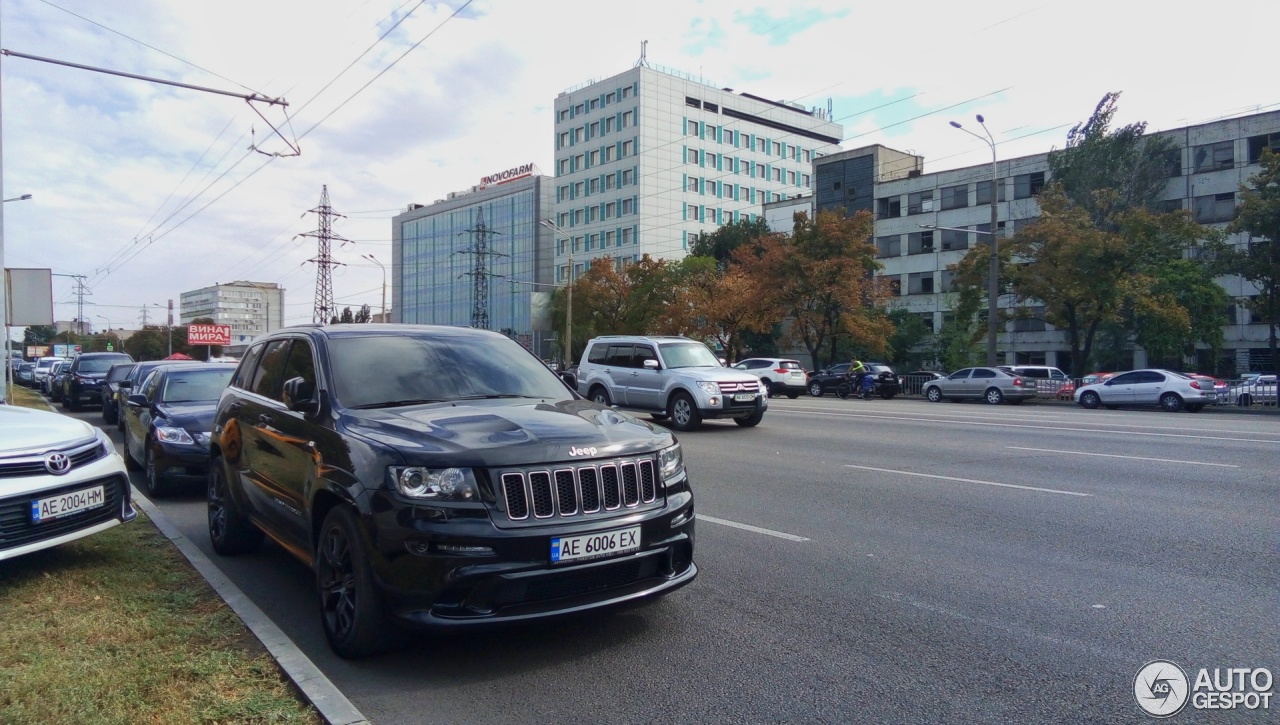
(577, 336, 767, 431)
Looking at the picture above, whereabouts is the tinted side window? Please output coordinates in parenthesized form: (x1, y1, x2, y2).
(972, 368, 997, 379)
(250, 340, 291, 400)
(232, 343, 266, 389)
(949, 369, 973, 380)
(107, 364, 134, 383)
(605, 344, 634, 367)
(1108, 372, 1140, 385)
(281, 340, 317, 387)
(633, 346, 657, 369)
(1050, 369, 1067, 380)
(830, 364, 850, 375)
(1018, 368, 1048, 378)
(587, 343, 608, 365)
(1137, 371, 1166, 384)
(141, 371, 162, 401)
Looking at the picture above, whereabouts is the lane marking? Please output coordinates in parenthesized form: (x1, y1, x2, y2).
(696, 514, 809, 542)
(1007, 446, 1241, 468)
(778, 403, 1280, 438)
(844, 464, 1092, 497)
(770, 408, 1280, 444)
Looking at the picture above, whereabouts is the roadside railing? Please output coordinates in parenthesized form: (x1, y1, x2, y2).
(892, 373, 1277, 411)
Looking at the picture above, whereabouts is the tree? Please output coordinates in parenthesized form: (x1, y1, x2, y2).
(124, 326, 169, 361)
(1224, 149, 1280, 371)
(355, 305, 372, 323)
(670, 252, 779, 362)
(885, 308, 931, 367)
(688, 216, 772, 268)
(547, 255, 683, 362)
(22, 325, 56, 349)
(757, 210, 892, 371)
(1048, 92, 1178, 230)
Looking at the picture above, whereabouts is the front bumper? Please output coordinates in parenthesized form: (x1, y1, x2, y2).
(69, 383, 102, 404)
(367, 488, 697, 631)
(154, 441, 213, 479)
(0, 454, 135, 561)
(694, 389, 767, 419)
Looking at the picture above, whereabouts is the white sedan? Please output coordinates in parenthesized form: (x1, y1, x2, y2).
(0, 404, 135, 561)
(1074, 369, 1214, 413)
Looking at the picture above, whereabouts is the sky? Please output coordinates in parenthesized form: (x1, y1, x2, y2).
(2, 0, 1276, 339)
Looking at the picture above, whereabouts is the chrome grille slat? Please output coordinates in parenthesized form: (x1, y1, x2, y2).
(0, 440, 106, 479)
(497, 455, 663, 523)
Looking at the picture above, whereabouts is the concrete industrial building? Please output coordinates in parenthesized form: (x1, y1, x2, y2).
(390, 173, 557, 358)
(816, 110, 1280, 374)
(551, 64, 843, 280)
(179, 281, 284, 350)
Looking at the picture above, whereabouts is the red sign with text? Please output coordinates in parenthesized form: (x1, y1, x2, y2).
(188, 324, 231, 346)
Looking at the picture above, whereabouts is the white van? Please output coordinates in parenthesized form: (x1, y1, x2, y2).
(32, 356, 65, 387)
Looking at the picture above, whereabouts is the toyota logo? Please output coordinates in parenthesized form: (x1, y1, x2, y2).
(44, 452, 72, 475)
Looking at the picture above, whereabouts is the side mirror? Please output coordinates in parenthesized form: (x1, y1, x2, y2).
(118, 380, 133, 389)
(282, 377, 318, 413)
(126, 393, 149, 407)
(643, 358, 660, 370)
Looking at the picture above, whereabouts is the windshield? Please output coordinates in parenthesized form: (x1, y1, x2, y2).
(658, 342, 721, 369)
(328, 332, 571, 409)
(78, 355, 133, 374)
(160, 368, 234, 403)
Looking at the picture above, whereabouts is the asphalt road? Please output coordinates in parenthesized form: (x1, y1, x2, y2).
(57, 394, 1280, 724)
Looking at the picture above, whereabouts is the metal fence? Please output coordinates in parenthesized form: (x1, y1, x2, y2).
(893, 373, 1278, 410)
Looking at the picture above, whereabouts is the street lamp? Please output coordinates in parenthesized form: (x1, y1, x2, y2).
(540, 219, 574, 365)
(3, 194, 32, 202)
(361, 254, 387, 322)
(950, 115, 1001, 367)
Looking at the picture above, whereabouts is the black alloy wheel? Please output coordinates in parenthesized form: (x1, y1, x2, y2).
(207, 457, 263, 555)
(808, 381, 823, 397)
(144, 443, 166, 497)
(122, 425, 142, 471)
(667, 391, 703, 432)
(316, 506, 394, 659)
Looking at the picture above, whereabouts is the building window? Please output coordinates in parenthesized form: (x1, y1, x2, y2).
(573, 209, 583, 225)
(908, 272, 935, 295)
(558, 110, 568, 122)
(802, 173, 811, 187)
(706, 125, 718, 141)
(558, 212, 569, 227)
(622, 198, 634, 215)
(1014, 171, 1046, 199)
(803, 149, 811, 163)
(1013, 306, 1047, 332)
(621, 86, 632, 99)
(621, 140, 634, 156)
(974, 179, 1007, 204)
(604, 146, 615, 163)
(941, 228, 968, 251)
(589, 121, 599, 138)
(875, 235, 901, 258)
(589, 98, 599, 111)
(788, 170, 797, 185)
(907, 231, 934, 254)
(708, 181, 719, 197)
(907, 191, 935, 215)
(689, 204, 700, 221)
(588, 206, 599, 222)
(622, 227, 633, 245)
(725, 129, 735, 146)
(1158, 198, 1182, 213)
(621, 169, 634, 185)
(574, 127, 583, 143)
(574, 154, 584, 170)
(704, 102, 718, 113)
(574, 181, 584, 198)
(772, 141, 782, 156)
(604, 116, 615, 134)
(687, 120, 699, 136)
(558, 131, 569, 148)
(1194, 193, 1236, 223)
(588, 178, 599, 194)
(772, 167, 782, 182)
(877, 197, 901, 218)
(686, 148, 698, 164)
(689, 177, 700, 193)
(621, 111, 633, 128)
(604, 230, 615, 247)
(941, 184, 968, 210)
(940, 269, 957, 293)
(558, 159, 569, 175)
(1248, 133, 1280, 164)
(605, 202, 616, 218)
(686, 96, 701, 109)
(756, 137, 765, 153)
(1194, 141, 1234, 172)
(1165, 149, 1182, 177)
(606, 92, 615, 104)
(588, 150, 599, 167)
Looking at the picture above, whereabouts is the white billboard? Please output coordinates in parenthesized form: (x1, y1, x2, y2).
(4, 268, 55, 326)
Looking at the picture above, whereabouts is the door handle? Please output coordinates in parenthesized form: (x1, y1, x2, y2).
(258, 414, 274, 427)
(630, 371, 639, 377)
(227, 402, 243, 414)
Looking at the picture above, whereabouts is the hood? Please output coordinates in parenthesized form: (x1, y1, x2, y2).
(0, 405, 99, 454)
(341, 399, 672, 468)
(155, 402, 218, 433)
(668, 367, 761, 384)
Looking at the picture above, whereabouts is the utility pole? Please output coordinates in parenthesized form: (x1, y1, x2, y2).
(298, 185, 350, 324)
(456, 206, 505, 330)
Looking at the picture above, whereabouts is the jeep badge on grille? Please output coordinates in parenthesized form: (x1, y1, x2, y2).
(568, 446, 598, 457)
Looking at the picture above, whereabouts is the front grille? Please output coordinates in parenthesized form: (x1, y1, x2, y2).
(0, 475, 125, 549)
(0, 439, 107, 479)
(491, 556, 660, 606)
(716, 380, 761, 394)
(498, 456, 660, 523)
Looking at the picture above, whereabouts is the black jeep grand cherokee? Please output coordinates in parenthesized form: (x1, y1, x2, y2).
(208, 324, 696, 658)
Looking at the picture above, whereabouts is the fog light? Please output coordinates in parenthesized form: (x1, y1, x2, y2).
(709, 396, 719, 406)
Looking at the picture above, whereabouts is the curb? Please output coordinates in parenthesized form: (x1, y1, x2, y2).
(130, 488, 371, 725)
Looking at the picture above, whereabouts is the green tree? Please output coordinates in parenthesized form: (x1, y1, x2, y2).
(1048, 92, 1178, 230)
(1223, 149, 1280, 370)
(22, 325, 56, 349)
(124, 326, 168, 361)
(688, 216, 772, 268)
(885, 308, 931, 367)
(355, 304, 372, 323)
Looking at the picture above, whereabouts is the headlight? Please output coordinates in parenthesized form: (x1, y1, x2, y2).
(155, 425, 195, 444)
(696, 381, 719, 395)
(391, 467, 479, 501)
(659, 443, 684, 482)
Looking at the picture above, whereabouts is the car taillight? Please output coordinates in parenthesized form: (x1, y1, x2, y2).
(1013, 377, 1024, 386)
(1188, 380, 1201, 390)
(774, 368, 789, 374)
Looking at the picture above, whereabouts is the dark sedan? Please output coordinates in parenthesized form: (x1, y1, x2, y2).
(121, 363, 234, 497)
(114, 360, 194, 432)
(100, 362, 136, 425)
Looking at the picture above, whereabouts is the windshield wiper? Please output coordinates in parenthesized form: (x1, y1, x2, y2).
(452, 394, 538, 401)
(351, 399, 444, 409)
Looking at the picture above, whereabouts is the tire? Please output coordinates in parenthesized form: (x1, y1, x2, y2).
(985, 387, 1004, 405)
(1159, 392, 1183, 412)
(102, 402, 116, 425)
(1079, 391, 1100, 409)
(122, 426, 142, 471)
(588, 386, 612, 407)
(925, 386, 943, 403)
(808, 381, 823, 397)
(144, 442, 167, 498)
(764, 380, 779, 398)
(1185, 403, 1204, 413)
(734, 407, 764, 427)
(207, 456, 264, 556)
(786, 392, 799, 399)
(667, 391, 703, 432)
(1237, 393, 1252, 407)
(836, 383, 851, 400)
(316, 506, 396, 659)
(67, 394, 81, 412)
